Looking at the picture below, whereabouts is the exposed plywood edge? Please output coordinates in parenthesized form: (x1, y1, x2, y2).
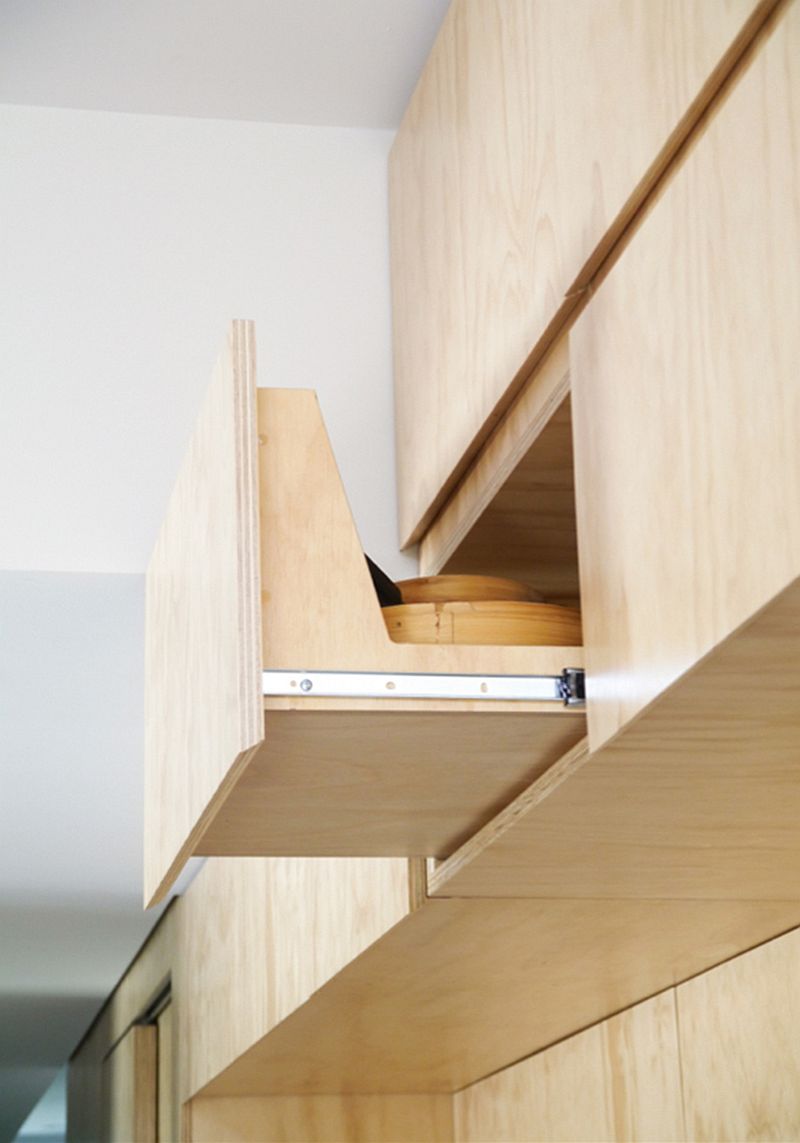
(144, 321, 262, 908)
(428, 737, 590, 897)
(567, 0, 788, 298)
(420, 336, 571, 581)
(401, 294, 581, 547)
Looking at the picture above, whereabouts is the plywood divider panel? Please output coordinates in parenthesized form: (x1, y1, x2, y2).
(420, 339, 579, 606)
(453, 992, 684, 1143)
(145, 321, 262, 906)
(196, 895, 800, 1099)
(185, 1094, 454, 1143)
(570, 0, 800, 750)
(431, 576, 800, 901)
(391, 0, 776, 543)
(258, 387, 583, 677)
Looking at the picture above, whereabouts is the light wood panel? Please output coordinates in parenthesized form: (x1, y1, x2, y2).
(157, 1005, 176, 1143)
(185, 1094, 454, 1142)
(68, 910, 175, 1143)
(104, 1025, 157, 1143)
(145, 320, 262, 906)
(571, 0, 800, 750)
(677, 926, 800, 1141)
(196, 895, 800, 1098)
(391, 0, 775, 543)
(420, 340, 579, 606)
(432, 576, 800, 901)
(196, 708, 586, 860)
(258, 387, 581, 676)
(454, 992, 683, 1143)
(174, 856, 411, 1100)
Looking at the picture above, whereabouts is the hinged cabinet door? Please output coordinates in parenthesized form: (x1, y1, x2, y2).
(570, 0, 800, 750)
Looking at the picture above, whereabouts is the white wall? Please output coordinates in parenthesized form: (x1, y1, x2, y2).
(0, 103, 416, 579)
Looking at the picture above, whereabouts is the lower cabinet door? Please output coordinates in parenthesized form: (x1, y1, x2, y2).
(570, 0, 800, 751)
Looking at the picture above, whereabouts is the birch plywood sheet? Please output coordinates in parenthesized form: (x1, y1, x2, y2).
(390, 0, 772, 542)
(454, 992, 683, 1143)
(431, 576, 800, 902)
(194, 707, 586, 859)
(144, 321, 262, 905)
(197, 895, 800, 1099)
(677, 926, 800, 1141)
(570, 0, 800, 750)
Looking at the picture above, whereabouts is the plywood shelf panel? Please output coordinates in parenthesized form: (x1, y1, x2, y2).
(195, 893, 800, 1099)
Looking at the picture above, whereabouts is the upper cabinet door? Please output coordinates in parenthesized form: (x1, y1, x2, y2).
(571, 0, 800, 750)
(390, 0, 769, 545)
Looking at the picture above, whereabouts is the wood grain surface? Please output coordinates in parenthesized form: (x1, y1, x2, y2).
(454, 992, 684, 1143)
(193, 708, 586, 860)
(570, 0, 800, 749)
(174, 855, 411, 1101)
(195, 894, 800, 1099)
(677, 926, 800, 1141)
(103, 1025, 157, 1143)
(144, 321, 262, 906)
(391, 0, 773, 543)
(431, 575, 800, 901)
(185, 1094, 454, 1142)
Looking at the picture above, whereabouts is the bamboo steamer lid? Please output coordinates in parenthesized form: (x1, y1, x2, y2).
(396, 574, 541, 604)
(383, 600, 582, 646)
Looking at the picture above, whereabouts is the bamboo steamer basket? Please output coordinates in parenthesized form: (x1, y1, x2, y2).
(383, 600, 582, 646)
(396, 574, 541, 604)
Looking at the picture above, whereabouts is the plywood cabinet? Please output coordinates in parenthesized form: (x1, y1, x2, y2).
(145, 323, 585, 907)
(390, 0, 776, 544)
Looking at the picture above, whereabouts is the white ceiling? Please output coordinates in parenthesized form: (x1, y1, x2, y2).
(0, 0, 448, 128)
(0, 2, 445, 1136)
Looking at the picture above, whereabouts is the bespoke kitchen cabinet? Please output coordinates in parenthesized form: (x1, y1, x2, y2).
(104, 0, 800, 1138)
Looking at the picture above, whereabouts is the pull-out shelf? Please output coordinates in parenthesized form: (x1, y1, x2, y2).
(144, 322, 584, 905)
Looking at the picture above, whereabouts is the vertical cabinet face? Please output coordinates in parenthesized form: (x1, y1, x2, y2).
(571, 0, 800, 749)
(103, 1025, 157, 1143)
(390, 0, 765, 544)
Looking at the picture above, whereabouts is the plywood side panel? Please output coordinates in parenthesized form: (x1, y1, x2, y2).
(431, 576, 800, 901)
(454, 992, 683, 1143)
(197, 896, 800, 1098)
(421, 340, 579, 606)
(157, 1004, 177, 1143)
(571, 1, 800, 749)
(186, 1094, 454, 1142)
(104, 1025, 157, 1143)
(175, 856, 411, 1101)
(197, 708, 586, 860)
(677, 926, 800, 1141)
(391, 0, 772, 542)
(145, 321, 262, 906)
